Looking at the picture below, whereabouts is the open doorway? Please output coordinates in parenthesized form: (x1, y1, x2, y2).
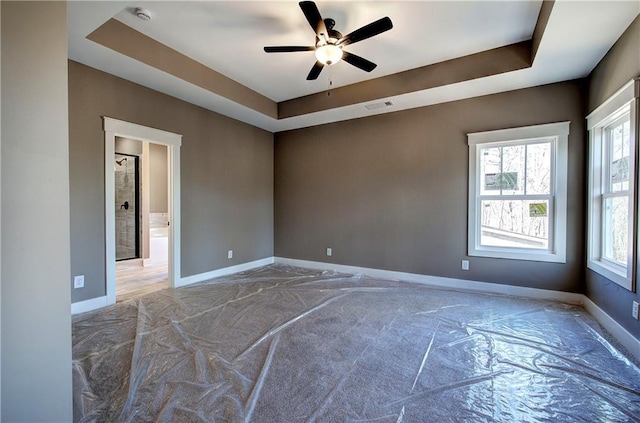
(114, 139, 169, 301)
(103, 117, 182, 307)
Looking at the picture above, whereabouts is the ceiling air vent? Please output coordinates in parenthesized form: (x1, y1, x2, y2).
(365, 101, 394, 110)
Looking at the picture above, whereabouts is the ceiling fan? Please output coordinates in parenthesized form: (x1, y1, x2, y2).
(264, 1, 393, 80)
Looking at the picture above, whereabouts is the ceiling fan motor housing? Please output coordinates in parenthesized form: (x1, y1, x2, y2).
(317, 19, 342, 46)
(324, 18, 336, 30)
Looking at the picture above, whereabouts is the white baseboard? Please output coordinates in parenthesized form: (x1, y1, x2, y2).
(582, 297, 640, 362)
(178, 257, 275, 288)
(275, 257, 584, 304)
(71, 256, 639, 362)
(275, 257, 639, 362)
(71, 258, 275, 314)
(71, 295, 108, 315)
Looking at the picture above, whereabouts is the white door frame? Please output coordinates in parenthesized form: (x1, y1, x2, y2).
(103, 117, 182, 305)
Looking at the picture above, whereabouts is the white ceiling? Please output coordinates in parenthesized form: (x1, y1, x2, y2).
(68, 1, 640, 132)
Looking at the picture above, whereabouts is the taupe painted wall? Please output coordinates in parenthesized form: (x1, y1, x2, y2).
(586, 15, 640, 341)
(1, 1, 72, 420)
(1, 4, 3, 414)
(275, 81, 585, 293)
(150, 143, 168, 213)
(588, 14, 640, 114)
(69, 61, 273, 304)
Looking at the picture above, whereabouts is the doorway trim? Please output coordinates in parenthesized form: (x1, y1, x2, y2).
(103, 117, 182, 306)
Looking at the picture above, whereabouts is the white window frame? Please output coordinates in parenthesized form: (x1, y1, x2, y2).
(586, 79, 639, 291)
(468, 121, 569, 263)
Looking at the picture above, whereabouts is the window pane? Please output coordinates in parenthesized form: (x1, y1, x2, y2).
(526, 142, 551, 195)
(603, 195, 628, 265)
(607, 117, 631, 192)
(480, 147, 502, 195)
(500, 145, 525, 195)
(480, 199, 549, 249)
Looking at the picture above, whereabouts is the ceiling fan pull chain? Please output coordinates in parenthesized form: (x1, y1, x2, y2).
(327, 66, 333, 96)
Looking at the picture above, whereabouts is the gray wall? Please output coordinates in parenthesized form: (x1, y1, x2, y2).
(275, 81, 585, 293)
(150, 143, 168, 213)
(1, 1, 72, 421)
(1, 3, 3, 413)
(586, 15, 640, 341)
(588, 15, 640, 113)
(69, 61, 273, 304)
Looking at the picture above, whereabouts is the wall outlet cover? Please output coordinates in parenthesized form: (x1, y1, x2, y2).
(633, 301, 639, 320)
(74, 275, 85, 289)
(227, 250, 233, 259)
(461, 260, 469, 271)
(326, 248, 332, 257)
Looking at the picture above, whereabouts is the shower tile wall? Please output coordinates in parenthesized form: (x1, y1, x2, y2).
(115, 155, 137, 260)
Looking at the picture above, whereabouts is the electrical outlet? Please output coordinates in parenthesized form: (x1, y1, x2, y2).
(326, 248, 332, 257)
(461, 260, 469, 271)
(227, 250, 233, 259)
(633, 301, 639, 320)
(74, 275, 85, 289)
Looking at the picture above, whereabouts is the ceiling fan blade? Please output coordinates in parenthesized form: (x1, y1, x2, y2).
(306, 61, 324, 80)
(264, 46, 315, 53)
(338, 17, 393, 47)
(342, 51, 377, 72)
(299, 1, 328, 37)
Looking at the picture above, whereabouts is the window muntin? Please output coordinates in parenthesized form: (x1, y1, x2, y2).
(468, 122, 569, 263)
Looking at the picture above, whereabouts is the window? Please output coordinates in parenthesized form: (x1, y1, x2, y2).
(587, 79, 639, 291)
(468, 122, 569, 262)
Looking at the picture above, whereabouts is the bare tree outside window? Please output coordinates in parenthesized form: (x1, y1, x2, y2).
(478, 140, 552, 249)
(603, 117, 631, 265)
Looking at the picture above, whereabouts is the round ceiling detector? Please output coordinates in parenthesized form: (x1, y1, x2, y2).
(135, 8, 152, 21)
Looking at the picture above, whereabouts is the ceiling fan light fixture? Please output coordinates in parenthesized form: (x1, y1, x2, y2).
(315, 44, 342, 65)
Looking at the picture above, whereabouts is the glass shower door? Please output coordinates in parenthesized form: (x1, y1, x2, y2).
(115, 154, 139, 260)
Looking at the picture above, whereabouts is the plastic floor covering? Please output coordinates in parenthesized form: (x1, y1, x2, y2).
(72, 264, 640, 422)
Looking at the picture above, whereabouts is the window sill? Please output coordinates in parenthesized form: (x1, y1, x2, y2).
(469, 247, 566, 263)
(587, 260, 632, 290)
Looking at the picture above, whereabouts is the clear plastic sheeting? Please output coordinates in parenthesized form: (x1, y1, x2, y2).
(72, 265, 640, 422)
